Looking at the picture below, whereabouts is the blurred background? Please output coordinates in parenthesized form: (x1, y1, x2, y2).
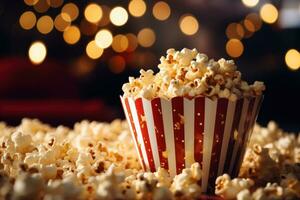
(0, 0, 299, 131)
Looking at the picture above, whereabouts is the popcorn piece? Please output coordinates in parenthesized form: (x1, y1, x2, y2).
(11, 131, 33, 153)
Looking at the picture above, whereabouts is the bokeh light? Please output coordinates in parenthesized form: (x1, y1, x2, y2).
(34, 0, 50, 13)
(128, 0, 146, 17)
(243, 19, 255, 32)
(80, 19, 98, 36)
(98, 5, 111, 26)
(112, 34, 129, 53)
(152, 1, 171, 21)
(285, 49, 300, 70)
(137, 28, 156, 47)
(28, 41, 47, 64)
(36, 15, 54, 34)
(95, 29, 113, 49)
(179, 14, 199, 35)
(19, 11, 36, 30)
(110, 7, 128, 26)
(226, 23, 245, 39)
(245, 13, 262, 31)
(63, 26, 81, 45)
(86, 40, 104, 59)
(54, 14, 71, 32)
(241, 0, 259, 8)
(24, 0, 39, 6)
(226, 39, 244, 58)
(109, 56, 126, 74)
(46, 0, 64, 8)
(84, 3, 103, 24)
(126, 33, 138, 52)
(61, 3, 79, 21)
(260, 4, 279, 24)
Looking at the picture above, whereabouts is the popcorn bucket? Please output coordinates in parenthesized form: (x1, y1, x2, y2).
(120, 95, 263, 194)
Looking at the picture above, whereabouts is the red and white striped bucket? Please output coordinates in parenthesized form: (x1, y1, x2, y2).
(120, 95, 263, 193)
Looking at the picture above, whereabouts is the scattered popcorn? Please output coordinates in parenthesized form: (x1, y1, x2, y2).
(0, 118, 298, 199)
(122, 48, 265, 100)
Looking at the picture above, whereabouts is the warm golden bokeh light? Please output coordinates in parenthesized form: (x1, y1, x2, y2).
(179, 15, 199, 35)
(28, 41, 47, 64)
(152, 1, 171, 21)
(126, 33, 138, 52)
(112, 34, 129, 53)
(110, 7, 128, 26)
(226, 39, 244, 58)
(98, 5, 111, 26)
(61, 3, 79, 21)
(95, 29, 113, 49)
(34, 0, 50, 13)
(46, 0, 64, 8)
(243, 19, 256, 32)
(19, 11, 36, 30)
(24, 0, 39, 6)
(84, 3, 103, 23)
(36, 15, 54, 34)
(63, 26, 81, 45)
(54, 14, 70, 32)
(128, 0, 146, 17)
(260, 4, 279, 24)
(226, 23, 245, 39)
(109, 56, 126, 74)
(80, 19, 98, 36)
(245, 13, 262, 31)
(137, 28, 156, 47)
(241, 0, 259, 8)
(285, 49, 300, 70)
(86, 40, 104, 59)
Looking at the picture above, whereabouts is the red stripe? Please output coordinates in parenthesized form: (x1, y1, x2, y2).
(151, 98, 169, 169)
(171, 97, 185, 174)
(233, 97, 256, 176)
(135, 98, 156, 172)
(194, 96, 205, 169)
(223, 98, 244, 173)
(124, 98, 146, 170)
(207, 98, 228, 193)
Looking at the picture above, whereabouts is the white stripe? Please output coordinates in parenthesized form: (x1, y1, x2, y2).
(160, 98, 176, 177)
(217, 100, 236, 176)
(120, 96, 144, 169)
(128, 97, 150, 170)
(142, 98, 160, 170)
(202, 97, 218, 193)
(184, 98, 195, 167)
(229, 98, 250, 174)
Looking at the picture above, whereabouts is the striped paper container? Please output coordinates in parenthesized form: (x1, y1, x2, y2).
(120, 95, 263, 194)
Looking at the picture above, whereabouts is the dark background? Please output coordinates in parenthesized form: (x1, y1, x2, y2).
(0, 0, 299, 131)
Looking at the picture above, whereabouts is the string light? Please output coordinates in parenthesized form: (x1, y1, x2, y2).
(86, 40, 104, 59)
(241, 0, 259, 8)
(179, 14, 199, 35)
(152, 1, 171, 21)
(112, 34, 129, 53)
(46, 0, 64, 8)
(226, 39, 244, 58)
(28, 41, 47, 64)
(34, 0, 50, 13)
(285, 49, 300, 70)
(110, 7, 128, 26)
(137, 28, 156, 47)
(36, 15, 54, 34)
(260, 3, 278, 24)
(54, 14, 70, 32)
(24, 0, 38, 6)
(84, 3, 103, 24)
(63, 25, 81, 44)
(61, 3, 79, 21)
(126, 33, 138, 52)
(109, 56, 126, 74)
(19, 11, 36, 30)
(128, 0, 146, 17)
(95, 29, 113, 49)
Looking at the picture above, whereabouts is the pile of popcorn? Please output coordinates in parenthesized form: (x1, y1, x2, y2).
(0, 119, 298, 200)
(122, 48, 265, 100)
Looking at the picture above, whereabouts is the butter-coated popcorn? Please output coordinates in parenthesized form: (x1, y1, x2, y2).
(122, 48, 265, 100)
